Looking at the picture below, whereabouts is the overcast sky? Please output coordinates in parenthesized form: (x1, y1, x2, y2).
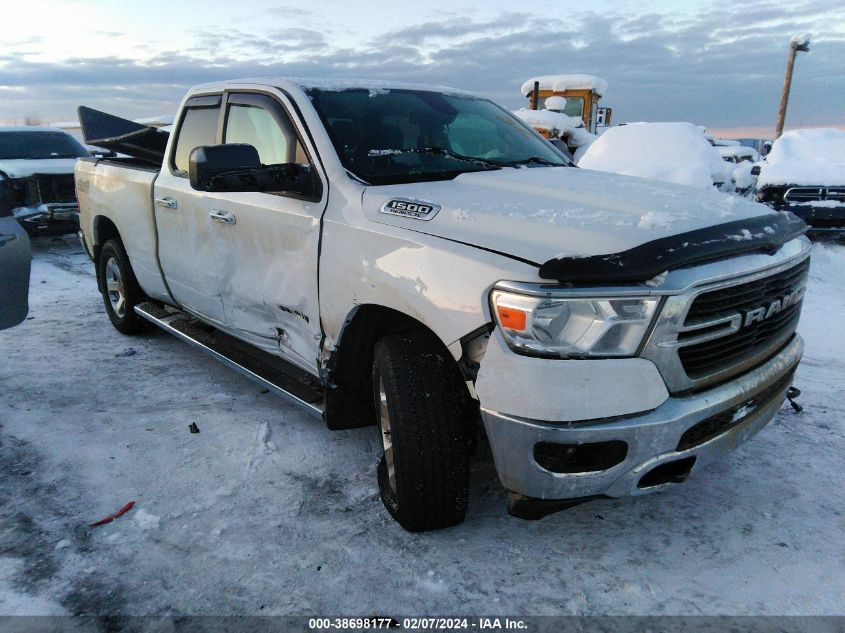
(1, 0, 843, 135)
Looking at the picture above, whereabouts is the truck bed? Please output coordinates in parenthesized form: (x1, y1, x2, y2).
(82, 156, 161, 173)
(75, 157, 170, 302)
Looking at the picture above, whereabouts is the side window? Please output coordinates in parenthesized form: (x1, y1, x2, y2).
(224, 95, 308, 166)
(172, 99, 221, 174)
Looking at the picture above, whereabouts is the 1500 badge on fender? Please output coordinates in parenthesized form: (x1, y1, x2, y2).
(380, 198, 441, 220)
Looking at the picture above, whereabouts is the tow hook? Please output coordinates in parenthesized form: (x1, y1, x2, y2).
(786, 386, 803, 413)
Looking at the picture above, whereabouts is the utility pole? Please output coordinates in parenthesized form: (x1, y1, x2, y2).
(775, 35, 810, 138)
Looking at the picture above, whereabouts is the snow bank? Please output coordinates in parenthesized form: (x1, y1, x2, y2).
(757, 128, 845, 187)
(513, 108, 583, 132)
(577, 122, 730, 189)
(521, 74, 608, 97)
(512, 108, 596, 148)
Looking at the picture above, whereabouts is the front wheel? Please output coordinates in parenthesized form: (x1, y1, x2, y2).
(96, 239, 150, 335)
(372, 332, 473, 532)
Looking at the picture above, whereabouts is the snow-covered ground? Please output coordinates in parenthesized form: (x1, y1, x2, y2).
(1, 235, 844, 616)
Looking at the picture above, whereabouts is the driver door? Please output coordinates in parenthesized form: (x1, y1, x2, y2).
(206, 90, 327, 374)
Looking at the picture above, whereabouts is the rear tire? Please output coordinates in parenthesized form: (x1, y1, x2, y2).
(97, 239, 150, 335)
(372, 332, 473, 532)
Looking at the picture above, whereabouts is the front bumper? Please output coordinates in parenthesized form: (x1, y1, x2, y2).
(13, 203, 79, 227)
(481, 334, 803, 500)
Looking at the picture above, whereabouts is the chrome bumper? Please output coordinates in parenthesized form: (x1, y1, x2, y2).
(481, 335, 803, 500)
(13, 203, 79, 223)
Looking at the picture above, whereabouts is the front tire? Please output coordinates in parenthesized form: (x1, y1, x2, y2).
(372, 332, 473, 532)
(97, 239, 150, 335)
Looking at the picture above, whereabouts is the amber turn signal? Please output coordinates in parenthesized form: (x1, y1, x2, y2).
(496, 305, 527, 331)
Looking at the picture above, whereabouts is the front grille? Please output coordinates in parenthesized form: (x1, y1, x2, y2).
(24, 174, 77, 206)
(682, 258, 809, 325)
(785, 186, 845, 204)
(803, 218, 845, 228)
(678, 258, 809, 380)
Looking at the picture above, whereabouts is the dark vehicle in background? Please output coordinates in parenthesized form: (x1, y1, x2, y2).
(756, 128, 845, 234)
(0, 178, 31, 329)
(0, 127, 89, 234)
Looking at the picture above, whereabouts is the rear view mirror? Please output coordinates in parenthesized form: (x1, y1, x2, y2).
(189, 144, 260, 191)
(189, 144, 315, 196)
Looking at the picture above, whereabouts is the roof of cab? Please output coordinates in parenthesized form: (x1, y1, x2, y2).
(186, 77, 471, 97)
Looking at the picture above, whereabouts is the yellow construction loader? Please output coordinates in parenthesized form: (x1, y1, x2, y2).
(521, 74, 611, 134)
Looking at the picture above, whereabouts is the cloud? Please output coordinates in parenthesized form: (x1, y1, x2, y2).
(0, 0, 842, 130)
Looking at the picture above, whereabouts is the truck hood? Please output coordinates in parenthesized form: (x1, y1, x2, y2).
(362, 167, 776, 266)
(0, 158, 79, 179)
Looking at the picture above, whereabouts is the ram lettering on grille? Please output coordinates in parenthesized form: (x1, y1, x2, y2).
(740, 286, 806, 328)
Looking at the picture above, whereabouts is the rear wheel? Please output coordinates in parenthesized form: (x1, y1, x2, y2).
(372, 332, 473, 532)
(97, 239, 150, 335)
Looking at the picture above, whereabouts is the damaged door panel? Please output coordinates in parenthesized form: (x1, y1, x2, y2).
(207, 91, 326, 373)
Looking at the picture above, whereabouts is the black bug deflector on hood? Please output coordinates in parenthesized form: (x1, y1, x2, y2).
(539, 212, 808, 284)
(77, 106, 169, 165)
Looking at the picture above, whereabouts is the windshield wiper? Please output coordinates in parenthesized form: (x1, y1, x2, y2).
(367, 147, 503, 170)
(506, 156, 566, 167)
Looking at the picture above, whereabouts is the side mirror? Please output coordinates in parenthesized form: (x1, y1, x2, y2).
(750, 165, 761, 176)
(189, 144, 315, 196)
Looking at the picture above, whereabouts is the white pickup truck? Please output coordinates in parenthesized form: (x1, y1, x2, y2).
(75, 78, 810, 531)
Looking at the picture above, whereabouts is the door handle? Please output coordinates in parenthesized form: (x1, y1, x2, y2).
(209, 210, 236, 225)
(155, 196, 178, 209)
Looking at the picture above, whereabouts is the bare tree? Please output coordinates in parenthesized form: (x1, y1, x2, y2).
(23, 113, 44, 126)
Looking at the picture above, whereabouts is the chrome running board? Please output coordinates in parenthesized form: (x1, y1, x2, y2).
(135, 302, 324, 418)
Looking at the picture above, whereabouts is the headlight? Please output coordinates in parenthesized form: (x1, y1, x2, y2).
(491, 290, 659, 357)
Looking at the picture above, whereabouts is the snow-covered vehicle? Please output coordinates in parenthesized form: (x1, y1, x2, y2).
(756, 128, 845, 233)
(577, 122, 733, 191)
(0, 127, 90, 233)
(715, 145, 762, 197)
(0, 179, 31, 329)
(716, 145, 761, 165)
(521, 74, 610, 133)
(76, 78, 810, 531)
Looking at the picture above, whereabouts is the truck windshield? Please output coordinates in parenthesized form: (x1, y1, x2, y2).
(306, 88, 569, 185)
(0, 131, 90, 160)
